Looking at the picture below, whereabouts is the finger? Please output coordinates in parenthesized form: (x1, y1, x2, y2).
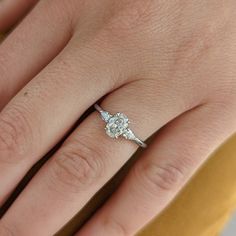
(0, 0, 73, 109)
(0, 80, 192, 235)
(76, 103, 236, 236)
(0, 33, 118, 205)
(0, 0, 38, 32)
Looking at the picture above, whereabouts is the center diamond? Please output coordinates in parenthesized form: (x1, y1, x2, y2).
(105, 112, 129, 138)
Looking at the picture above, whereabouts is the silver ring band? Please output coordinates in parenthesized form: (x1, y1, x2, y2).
(94, 104, 147, 148)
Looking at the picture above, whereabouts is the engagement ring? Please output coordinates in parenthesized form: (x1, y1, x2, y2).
(95, 104, 147, 148)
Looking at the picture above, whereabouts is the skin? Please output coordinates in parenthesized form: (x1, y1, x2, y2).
(0, 0, 236, 235)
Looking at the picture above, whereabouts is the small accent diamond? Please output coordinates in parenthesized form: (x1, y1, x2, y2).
(122, 128, 135, 140)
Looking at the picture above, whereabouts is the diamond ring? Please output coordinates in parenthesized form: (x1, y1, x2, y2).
(94, 104, 147, 148)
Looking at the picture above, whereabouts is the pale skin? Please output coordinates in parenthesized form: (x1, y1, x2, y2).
(0, 0, 236, 235)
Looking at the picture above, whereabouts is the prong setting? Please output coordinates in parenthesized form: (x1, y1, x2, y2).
(95, 104, 147, 148)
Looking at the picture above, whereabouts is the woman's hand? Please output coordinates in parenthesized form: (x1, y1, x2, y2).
(0, 0, 236, 235)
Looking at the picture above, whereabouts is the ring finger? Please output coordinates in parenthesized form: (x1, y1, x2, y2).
(0, 79, 191, 235)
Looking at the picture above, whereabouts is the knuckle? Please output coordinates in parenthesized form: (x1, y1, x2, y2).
(0, 106, 31, 162)
(36, 0, 76, 29)
(172, 14, 233, 71)
(136, 161, 185, 194)
(105, 0, 155, 38)
(49, 138, 105, 193)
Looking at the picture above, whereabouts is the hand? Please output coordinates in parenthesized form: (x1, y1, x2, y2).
(0, 0, 236, 235)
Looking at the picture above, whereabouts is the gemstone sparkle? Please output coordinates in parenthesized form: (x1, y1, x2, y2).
(105, 113, 129, 139)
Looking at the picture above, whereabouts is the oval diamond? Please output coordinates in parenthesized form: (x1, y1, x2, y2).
(105, 113, 129, 138)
